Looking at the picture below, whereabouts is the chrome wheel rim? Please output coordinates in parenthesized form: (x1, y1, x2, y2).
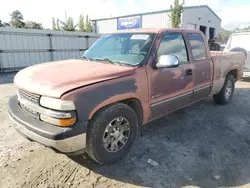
(102, 117, 130, 152)
(225, 80, 233, 99)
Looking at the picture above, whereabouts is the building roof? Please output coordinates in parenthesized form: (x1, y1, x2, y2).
(91, 5, 221, 22)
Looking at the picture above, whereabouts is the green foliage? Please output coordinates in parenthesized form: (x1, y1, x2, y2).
(52, 14, 92, 32)
(9, 10, 25, 28)
(52, 17, 57, 30)
(56, 19, 60, 30)
(216, 26, 250, 44)
(85, 15, 92, 32)
(0, 21, 10, 27)
(79, 14, 85, 32)
(169, 0, 183, 28)
(216, 28, 233, 44)
(60, 17, 77, 31)
(52, 17, 60, 30)
(24, 21, 43, 29)
(242, 25, 250, 30)
(0, 20, 4, 27)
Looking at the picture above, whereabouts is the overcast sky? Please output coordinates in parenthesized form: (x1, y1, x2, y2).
(0, 0, 249, 30)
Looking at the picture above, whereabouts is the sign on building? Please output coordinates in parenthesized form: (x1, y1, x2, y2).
(117, 16, 141, 30)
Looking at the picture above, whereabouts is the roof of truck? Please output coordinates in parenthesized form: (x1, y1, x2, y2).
(113, 28, 202, 34)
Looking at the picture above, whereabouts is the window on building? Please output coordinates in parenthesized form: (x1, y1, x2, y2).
(187, 33, 207, 60)
(157, 33, 188, 63)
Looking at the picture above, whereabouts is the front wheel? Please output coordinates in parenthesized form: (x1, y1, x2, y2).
(87, 103, 138, 165)
(213, 74, 235, 105)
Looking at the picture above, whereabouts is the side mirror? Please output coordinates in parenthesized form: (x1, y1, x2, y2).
(156, 55, 179, 68)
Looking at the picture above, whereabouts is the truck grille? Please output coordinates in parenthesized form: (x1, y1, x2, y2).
(18, 89, 40, 104)
(20, 103, 39, 118)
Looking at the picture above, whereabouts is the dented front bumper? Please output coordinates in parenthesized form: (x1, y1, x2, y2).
(8, 96, 88, 154)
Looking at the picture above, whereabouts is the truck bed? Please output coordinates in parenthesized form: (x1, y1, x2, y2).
(210, 51, 246, 95)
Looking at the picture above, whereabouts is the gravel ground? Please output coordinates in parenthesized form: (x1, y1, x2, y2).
(1, 73, 250, 188)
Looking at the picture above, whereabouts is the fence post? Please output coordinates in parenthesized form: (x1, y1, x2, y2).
(0, 50, 3, 73)
(48, 33, 54, 61)
(86, 35, 90, 49)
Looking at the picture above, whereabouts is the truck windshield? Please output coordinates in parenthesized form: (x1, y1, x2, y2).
(82, 33, 156, 66)
(225, 34, 250, 51)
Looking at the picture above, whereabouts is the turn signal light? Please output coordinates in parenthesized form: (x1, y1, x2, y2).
(40, 114, 76, 127)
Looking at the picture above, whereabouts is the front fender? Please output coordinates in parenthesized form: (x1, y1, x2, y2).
(88, 93, 140, 119)
(61, 77, 142, 122)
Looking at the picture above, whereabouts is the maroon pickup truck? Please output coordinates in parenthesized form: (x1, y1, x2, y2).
(8, 28, 246, 164)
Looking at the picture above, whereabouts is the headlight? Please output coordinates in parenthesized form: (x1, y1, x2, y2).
(40, 96, 76, 111)
(40, 114, 76, 127)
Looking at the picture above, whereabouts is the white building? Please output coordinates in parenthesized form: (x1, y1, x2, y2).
(92, 5, 221, 40)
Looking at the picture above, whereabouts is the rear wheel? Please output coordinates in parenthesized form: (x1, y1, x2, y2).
(87, 103, 138, 165)
(213, 74, 235, 105)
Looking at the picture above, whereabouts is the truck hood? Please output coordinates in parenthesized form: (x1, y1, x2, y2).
(14, 59, 135, 98)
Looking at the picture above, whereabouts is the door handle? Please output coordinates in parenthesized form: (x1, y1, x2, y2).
(186, 69, 193, 76)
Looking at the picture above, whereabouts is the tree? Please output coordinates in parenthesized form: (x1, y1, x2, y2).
(216, 28, 233, 44)
(234, 27, 240, 32)
(0, 20, 3, 27)
(52, 17, 60, 30)
(85, 15, 92, 32)
(4, 22, 10, 27)
(0, 21, 10, 27)
(79, 14, 85, 32)
(242, 25, 250, 30)
(52, 17, 57, 30)
(60, 17, 77, 31)
(169, 0, 183, 28)
(24, 21, 43, 29)
(9, 10, 25, 28)
(56, 19, 60, 30)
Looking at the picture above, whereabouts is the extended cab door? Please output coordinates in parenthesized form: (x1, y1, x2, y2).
(147, 32, 195, 120)
(186, 33, 213, 102)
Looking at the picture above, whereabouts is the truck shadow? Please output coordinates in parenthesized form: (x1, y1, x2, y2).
(0, 72, 16, 85)
(70, 87, 250, 188)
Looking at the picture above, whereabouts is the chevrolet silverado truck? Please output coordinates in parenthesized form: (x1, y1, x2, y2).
(8, 28, 246, 165)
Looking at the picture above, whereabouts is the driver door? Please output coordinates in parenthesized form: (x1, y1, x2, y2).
(148, 32, 194, 120)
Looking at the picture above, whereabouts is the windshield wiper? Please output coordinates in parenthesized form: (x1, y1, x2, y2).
(94, 58, 118, 65)
(94, 58, 134, 67)
(78, 55, 91, 61)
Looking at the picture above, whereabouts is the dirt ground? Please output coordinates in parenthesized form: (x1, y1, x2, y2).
(1, 73, 250, 188)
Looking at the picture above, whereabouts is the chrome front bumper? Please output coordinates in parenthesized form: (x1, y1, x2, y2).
(8, 96, 88, 154)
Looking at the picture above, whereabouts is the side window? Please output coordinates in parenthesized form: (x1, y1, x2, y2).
(157, 33, 188, 63)
(187, 33, 207, 60)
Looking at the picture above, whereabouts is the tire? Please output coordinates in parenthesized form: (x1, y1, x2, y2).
(213, 74, 235, 105)
(87, 103, 138, 165)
